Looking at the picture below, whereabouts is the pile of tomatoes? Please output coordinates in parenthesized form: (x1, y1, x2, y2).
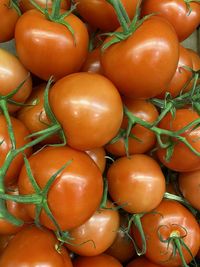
(0, 0, 200, 266)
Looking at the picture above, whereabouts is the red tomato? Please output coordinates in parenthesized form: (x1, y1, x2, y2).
(157, 109, 200, 172)
(0, 48, 32, 113)
(0, 115, 32, 186)
(85, 147, 106, 173)
(81, 47, 103, 74)
(141, 0, 200, 41)
(15, 10, 89, 81)
(107, 154, 165, 213)
(101, 16, 179, 99)
(132, 200, 200, 266)
(18, 146, 103, 231)
(106, 99, 158, 156)
(0, 0, 19, 42)
(66, 201, 119, 256)
(73, 254, 123, 267)
(74, 0, 138, 32)
(186, 48, 200, 91)
(179, 169, 200, 211)
(0, 235, 12, 255)
(126, 257, 164, 267)
(49, 72, 123, 150)
(17, 83, 60, 145)
(0, 226, 73, 266)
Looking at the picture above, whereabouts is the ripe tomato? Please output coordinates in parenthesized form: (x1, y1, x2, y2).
(0, 226, 73, 266)
(18, 146, 103, 231)
(179, 169, 200, 211)
(81, 47, 103, 74)
(106, 99, 158, 156)
(74, 0, 138, 32)
(15, 10, 89, 81)
(0, 235, 12, 255)
(0, 0, 19, 42)
(157, 109, 200, 172)
(0, 48, 32, 113)
(101, 16, 179, 99)
(85, 147, 106, 173)
(186, 48, 200, 91)
(17, 83, 60, 145)
(19, 0, 70, 13)
(141, 0, 200, 41)
(49, 72, 123, 151)
(126, 257, 164, 267)
(0, 115, 32, 186)
(107, 154, 165, 214)
(66, 201, 119, 256)
(132, 200, 200, 266)
(73, 254, 123, 267)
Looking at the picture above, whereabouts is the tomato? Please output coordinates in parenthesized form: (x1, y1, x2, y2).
(101, 16, 179, 99)
(132, 200, 200, 266)
(186, 48, 200, 91)
(18, 146, 103, 231)
(0, 0, 19, 42)
(179, 169, 200, 211)
(157, 109, 200, 172)
(73, 254, 123, 267)
(126, 257, 164, 267)
(85, 147, 106, 173)
(74, 0, 138, 32)
(15, 10, 89, 81)
(0, 235, 12, 255)
(0, 226, 73, 266)
(0, 115, 32, 186)
(0, 186, 32, 235)
(17, 83, 60, 145)
(66, 201, 119, 256)
(49, 72, 123, 151)
(141, 0, 200, 42)
(106, 99, 158, 157)
(19, 0, 70, 13)
(81, 47, 103, 74)
(158, 45, 193, 98)
(0, 48, 32, 113)
(107, 154, 165, 214)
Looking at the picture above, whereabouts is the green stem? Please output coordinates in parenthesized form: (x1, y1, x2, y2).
(0, 193, 41, 204)
(51, 0, 62, 19)
(173, 238, 189, 267)
(131, 214, 146, 256)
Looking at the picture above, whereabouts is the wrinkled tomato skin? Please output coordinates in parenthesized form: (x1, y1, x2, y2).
(15, 10, 89, 81)
(157, 109, 200, 172)
(73, 254, 123, 267)
(107, 154, 165, 214)
(74, 0, 138, 32)
(126, 257, 163, 267)
(17, 84, 60, 145)
(106, 99, 158, 156)
(179, 170, 200, 211)
(18, 146, 103, 231)
(0, 48, 32, 113)
(66, 201, 119, 256)
(0, 226, 73, 267)
(85, 147, 106, 173)
(132, 200, 200, 266)
(0, 0, 19, 42)
(141, 0, 200, 41)
(101, 16, 179, 99)
(49, 73, 123, 151)
(19, 0, 70, 12)
(0, 115, 32, 186)
(81, 47, 103, 74)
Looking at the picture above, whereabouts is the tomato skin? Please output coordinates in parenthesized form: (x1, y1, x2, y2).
(66, 201, 119, 256)
(0, 115, 32, 186)
(17, 83, 60, 145)
(141, 0, 200, 42)
(126, 257, 163, 267)
(186, 49, 200, 91)
(179, 170, 200, 211)
(157, 109, 200, 172)
(0, 226, 73, 267)
(15, 10, 89, 81)
(132, 200, 200, 266)
(18, 146, 103, 231)
(106, 99, 158, 156)
(49, 72, 123, 151)
(0, 235, 12, 255)
(73, 254, 123, 267)
(101, 16, 179, 99)
(0, 0, 19, 42)
(0, 48, 32, 113)
(74, 0, 138, 32)
(85, 147, 106, 173)
(81, 47, 103, 74)
(107, 154, 165, 214)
